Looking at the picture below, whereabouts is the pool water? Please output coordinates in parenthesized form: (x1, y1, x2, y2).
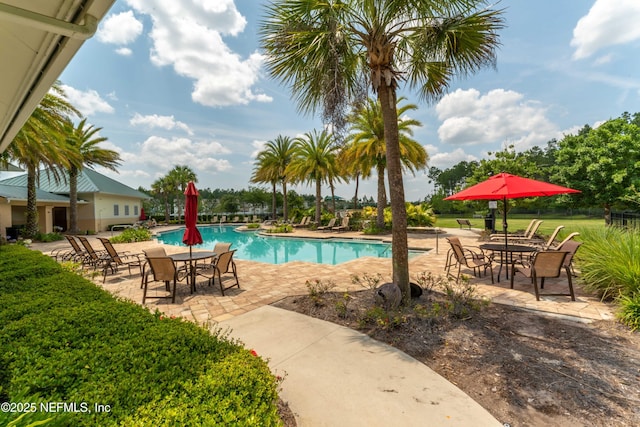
(156, 225, 409, 265)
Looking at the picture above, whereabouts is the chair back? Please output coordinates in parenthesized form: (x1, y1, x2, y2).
(213, 242, 232, 255)
(554, 232, 579, 250)
(215, 250, 236, 274)
(77, 236, 100, 260)
(446, 237, 466, 264)
(556, 240, 582, 268)
(542, 225, 565, 249)
(146, 256, 176, 281)
(527, 220, 544, 239)
(143, 247, 167, 257)
(326, 218, 336, 227)
(340, 216, 350, 227)
(65, 235, 84, 254)
(98, 237, 122, 263)
(531, 251, 569, 278)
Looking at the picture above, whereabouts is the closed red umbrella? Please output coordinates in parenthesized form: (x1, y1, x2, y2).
(445, 173, 580, 247)
(183, 181, 203, 257)
(139, 207, 147, 221)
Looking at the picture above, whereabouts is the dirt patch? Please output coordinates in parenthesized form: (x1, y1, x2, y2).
(272, 286, 640, 427)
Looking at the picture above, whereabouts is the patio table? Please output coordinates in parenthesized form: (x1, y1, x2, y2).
(479, 243, 537, 282)
(170, 251, 216, 292)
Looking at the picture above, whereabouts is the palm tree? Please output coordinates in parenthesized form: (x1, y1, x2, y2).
(344, 97, 427, 228)
(260, 0, 504, 301)
(6, 83, 80, 237)
(64, 118, 121, 233)
(287, 129, 339, 224)
(151, 176, 174, 224)
(253, 135, 296, 221)
(167, 165, 197, 222)
(251, 150, 280, 220)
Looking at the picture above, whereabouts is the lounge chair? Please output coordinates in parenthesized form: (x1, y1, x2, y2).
(52, 235, 87, 262)
(530, 225, 565, 250)
(490, 219, 539, 240)
(97, 237, 143, 283)
(445, 237, 494, 283)
(142, 256, 181, 304)
(510, 250, 574, 301)
(292, 216, 309, 228)
(491, 220, 543, 243)
(201, 250, 240, 296)
(332, 216, 350, 232)
(550, 232, 579, 250)
(76, 236, 110, 269)
(316, 218, 336, 231)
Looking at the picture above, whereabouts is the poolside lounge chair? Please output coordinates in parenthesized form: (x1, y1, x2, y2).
(491, 220, 543, 243)
(510, 250, 574, 301)
(76, 236, 109, 269)
(97, 237, 143, 283)
(52, 235, 87, 262)
(316, 218, 336, 231)
(292, 216, 309, 228)
(490, 219, 538, 240)
(530, 225, 565, 250)
(549, 232, 579, 250)
(201, 250, 240, 296)
(220, 215, 227, 223)
(445, 237, 494, 283)
(142, 256, 181, 304)
(332, 216, 350, 232)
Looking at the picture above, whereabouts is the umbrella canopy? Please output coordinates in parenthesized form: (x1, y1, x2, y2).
(139, 207, 147, 221)
(445, 173, 580, 248)
(182, 181, 203, 250)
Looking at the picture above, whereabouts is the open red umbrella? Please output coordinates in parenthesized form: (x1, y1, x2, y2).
(182, 181, 203, 257)
(444, 173, 580, 246)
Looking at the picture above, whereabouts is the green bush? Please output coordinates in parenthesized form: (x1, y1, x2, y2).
(0, 245, 282, 426)
(34, 232, 65, 242)
(110, 228, 152, 243)
(578, 227, 640, 300)
(617, 293, 640, 331)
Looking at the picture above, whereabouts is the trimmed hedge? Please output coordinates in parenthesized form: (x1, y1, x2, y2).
(0, 245, 282, 426)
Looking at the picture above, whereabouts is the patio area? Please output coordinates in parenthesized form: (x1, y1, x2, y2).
(32, 225, 615, 325)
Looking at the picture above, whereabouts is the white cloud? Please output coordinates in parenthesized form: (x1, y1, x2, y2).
(130, 113, 194, 135)
(60, 85, 115, 116)
(115, 47, 134, 57)
(97, 11, 143, 45)
(571, 0, 640, 60)
(137, 136, 232, 173)
(124, 0, 272, 107)
(435, 88, 558, 151)
(429, 148, 479, 170)
(250, 140, 267, 158)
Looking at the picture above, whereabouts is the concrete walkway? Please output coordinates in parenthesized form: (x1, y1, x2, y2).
(32, 225, 615, 426)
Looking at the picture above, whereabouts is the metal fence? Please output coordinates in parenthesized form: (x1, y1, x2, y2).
(611, 211, 640, 228)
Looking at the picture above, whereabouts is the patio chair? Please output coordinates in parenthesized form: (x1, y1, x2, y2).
(530, 225, 565, 250)
(445, 237, 494, 283)
(202, 250, 240, 296)
(490, 219, 538, 240)
(491, 220, 543, 244)
(332, 216, 350, 232)
(52, 235, 87, 262)
(141, 247, 167, 288)
(549, 232, 580, 250)
(554, 239, 582, 276)
(292, 216, 309, 228)
(97, 237, 143, 283)
(76, 236, 110, 269)
(510, 250, 574, 301)
(142, 256, 181, 304)
(316, 218, 336, 231)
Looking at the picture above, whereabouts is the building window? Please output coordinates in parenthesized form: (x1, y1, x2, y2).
(114, 204, 119, 216)
(125, 205, 130, 216)
(134, 205, 139, 216)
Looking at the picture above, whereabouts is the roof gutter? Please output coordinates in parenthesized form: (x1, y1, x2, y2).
(0, 3, 97, 40)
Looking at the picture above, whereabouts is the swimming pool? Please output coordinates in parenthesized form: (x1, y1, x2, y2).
(156, 225, 406, 265)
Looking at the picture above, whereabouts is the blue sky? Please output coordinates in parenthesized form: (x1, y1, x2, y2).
(52, 0, 640, 202)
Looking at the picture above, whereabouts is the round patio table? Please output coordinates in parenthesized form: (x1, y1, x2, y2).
(479, 243, 537, 282)
(170, 251, 216, 292)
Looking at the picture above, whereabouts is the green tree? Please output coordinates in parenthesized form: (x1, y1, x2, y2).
(260, 0, 504, 301)
(253, 135, 296, 221)
(288, 129, 340, 224)
(63, 118, 121, 233)
(553, 113, 640, 224)
(6, 83, 80, 237)
(151, 176, 175, 224)
(343, 96, 427, 228)
(251, 150, 281, 220)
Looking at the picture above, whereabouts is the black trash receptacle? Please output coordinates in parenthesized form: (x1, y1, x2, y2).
(484, 215, 495, 233)
(6, 227, 17, 240)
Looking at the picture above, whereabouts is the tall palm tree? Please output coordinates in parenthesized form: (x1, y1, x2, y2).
(256, 135, 296, 221)
(260, 0, 504, 301)
(64, 118, 121, 233)
(167, 165, 197, 222)
(344, 97, 427, 228)
(287, 129, 339, 224)
(251, 150, 280, 220)
(151, 176, 174, 224)
(6, 82, 80, 237)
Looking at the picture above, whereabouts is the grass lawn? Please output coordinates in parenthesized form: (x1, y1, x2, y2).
(436, 214, 604, 237)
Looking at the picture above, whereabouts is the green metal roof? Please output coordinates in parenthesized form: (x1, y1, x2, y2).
(0, 168, 150, 199)
(0, 184, 71, 203)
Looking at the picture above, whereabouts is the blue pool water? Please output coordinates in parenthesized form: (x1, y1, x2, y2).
(156, 225, 404, 265)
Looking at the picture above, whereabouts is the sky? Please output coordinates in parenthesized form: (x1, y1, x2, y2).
(49, 0, 640, 202)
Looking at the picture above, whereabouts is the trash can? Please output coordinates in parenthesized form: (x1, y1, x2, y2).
(484, 215, 495, 233)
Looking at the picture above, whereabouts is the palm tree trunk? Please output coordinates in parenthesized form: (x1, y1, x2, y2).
(315, 178, 322, 224)
(283, 180, 288, 222)
(164, 196, 170, 224)
(69, 166, 78, 233)
(353, 172, 360, 210)
(25, 165, 39, 238)
(379, 85, 410, 303)
(271, 182, 277, 220)
(376, 163, 387, 229)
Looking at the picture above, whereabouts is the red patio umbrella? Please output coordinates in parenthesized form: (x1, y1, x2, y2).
(139, 207, 147, 221)
(444, 172, 580, 246)
(182, 181, 203, 257)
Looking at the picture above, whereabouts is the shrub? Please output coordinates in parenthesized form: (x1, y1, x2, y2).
(34, 232, 64, 242)
(617, 293, 640, 331)
(578, 227, 640, 300)
(110, 227, 152, 243)
(0, 245, 282, 426)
